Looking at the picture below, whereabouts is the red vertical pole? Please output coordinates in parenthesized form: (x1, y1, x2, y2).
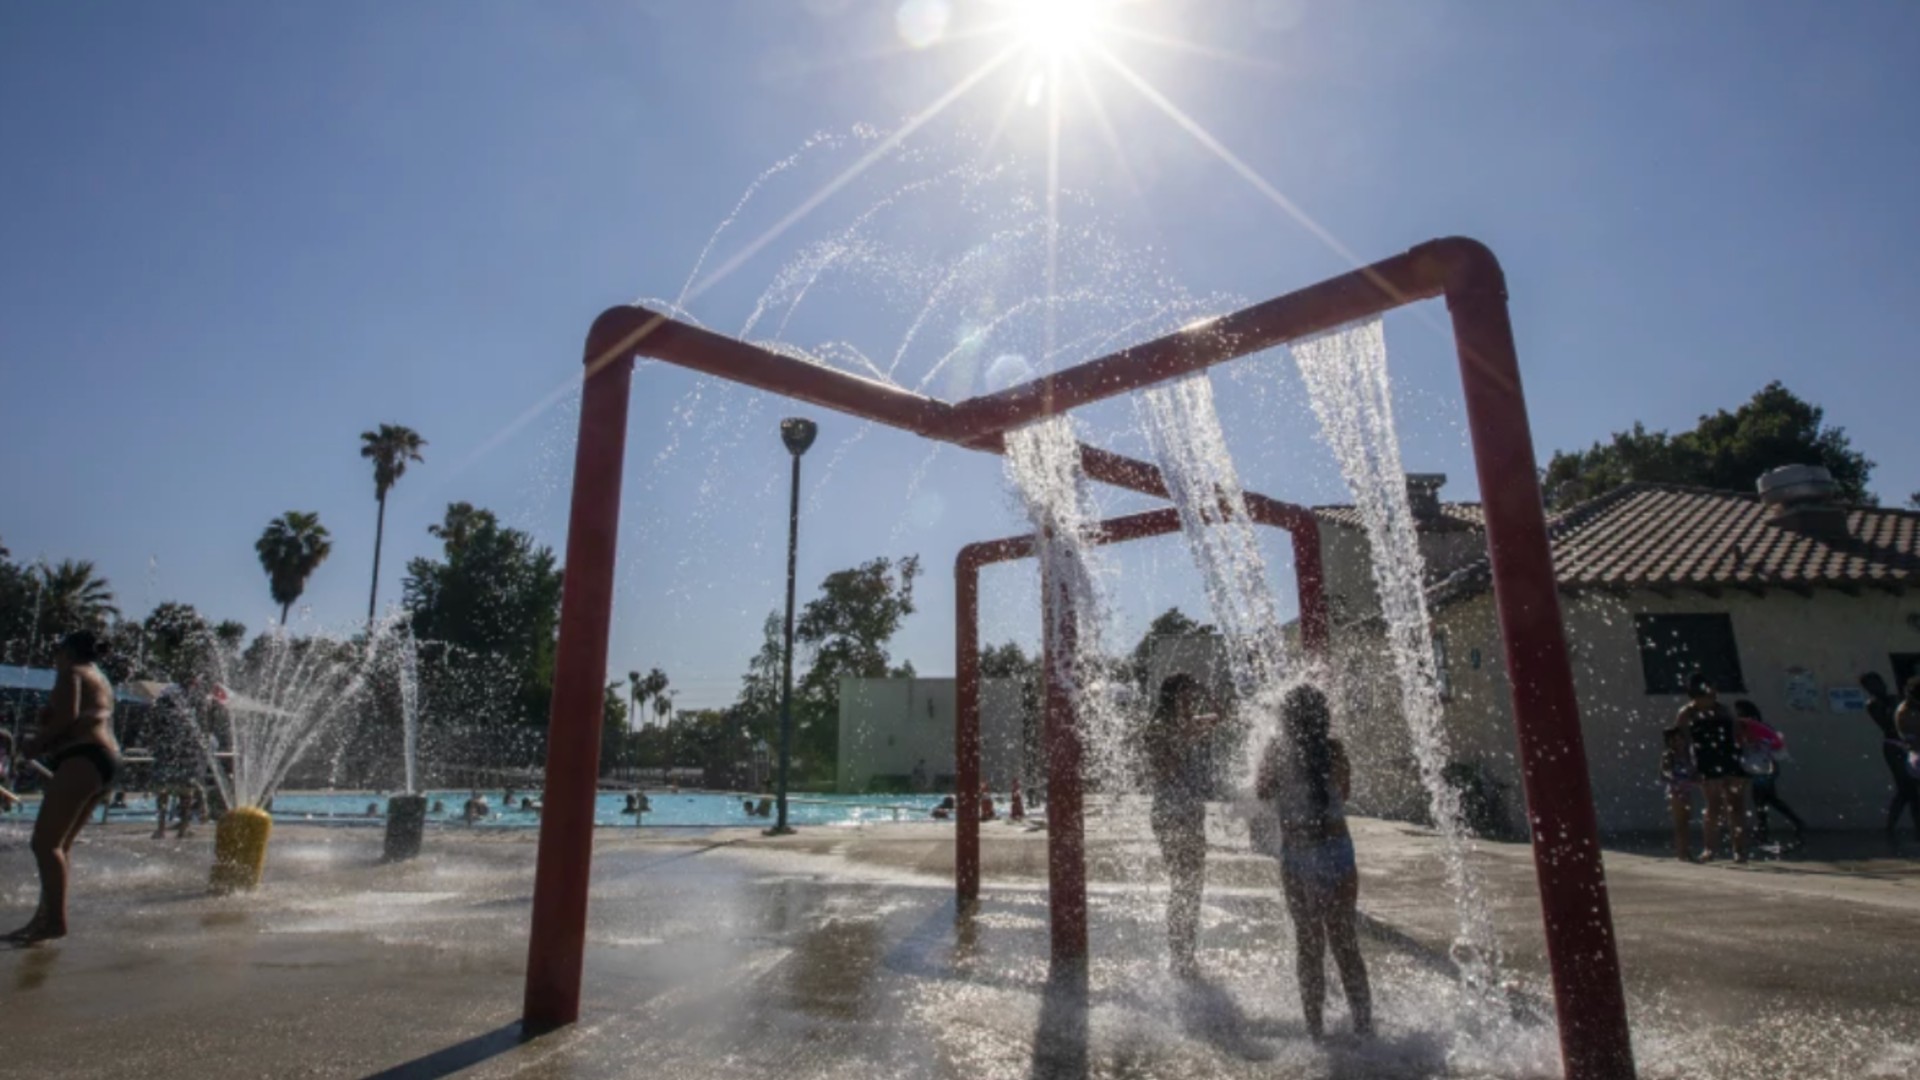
(1288, 523, 1330, 658)
(955, 554, 982, 905)
(1442, 241, 1634, 1079)
(522, 332, 636, 1033)
(1040, 554, 1089, 964)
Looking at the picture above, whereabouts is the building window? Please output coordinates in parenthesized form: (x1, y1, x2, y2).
(1634, 613, 1745, 694)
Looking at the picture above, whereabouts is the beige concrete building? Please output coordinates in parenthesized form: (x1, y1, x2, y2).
(835, 676, 1031, 794)
(1313, 471, 1920, 834)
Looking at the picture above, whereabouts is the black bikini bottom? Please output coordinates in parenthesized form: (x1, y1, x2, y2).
(47, 743, 119, 787)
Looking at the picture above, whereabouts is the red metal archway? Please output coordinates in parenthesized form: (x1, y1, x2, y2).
(952, 498, 1331, 962)
(522, 238, 1635, 1079)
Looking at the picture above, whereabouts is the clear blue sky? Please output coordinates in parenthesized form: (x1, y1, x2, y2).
(4, 1, 1916, 711)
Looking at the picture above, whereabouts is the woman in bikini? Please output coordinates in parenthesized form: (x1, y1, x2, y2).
(1257, 683, 1372, 1039)
(8, 631, 121, 944)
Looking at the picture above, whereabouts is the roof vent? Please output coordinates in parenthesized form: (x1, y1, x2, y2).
(1406, 473, 1446, 522)
(1757, 464, 1849, 540)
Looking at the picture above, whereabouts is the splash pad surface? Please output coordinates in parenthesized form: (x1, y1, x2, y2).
(3, 818, 1916, 1079)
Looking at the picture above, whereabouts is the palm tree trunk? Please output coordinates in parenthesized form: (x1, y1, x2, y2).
(280, 600, 292, 626)
(368, 492, 387, 630)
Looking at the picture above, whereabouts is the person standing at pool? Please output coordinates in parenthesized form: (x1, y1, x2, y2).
(1145, 673, 1220, 977)
(0, 730, 19, 811)
(149, 681, 208, 839)
(1681, 672, 1748, 863)
(7, 632, 121, 944)
(1257, 683, 1372, 1040)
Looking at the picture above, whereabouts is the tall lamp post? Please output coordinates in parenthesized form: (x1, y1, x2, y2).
(770, 417, 818, 835)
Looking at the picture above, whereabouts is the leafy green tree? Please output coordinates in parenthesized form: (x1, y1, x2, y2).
(214, 620, 248, 654)
(662, 708, 738, 787)
(256, 511, 333, 626)
(1543, 382, 1876, 507)
(360, 423, 427, 626)
(31, 559, 119, 659)
(428, 501, 496, 556)
(143, 601, 213, 681)
(981, 641, 1038, 680)
(793, 555, 921, 775)
(1908, 492, 1920, 511)
(1128, 607, 1213, 690)
(600, 683, 629, 775)
(403, 510, 563, 766)
(0, 541, 36, 663)
(611, 667, 669, 777)
(733, 612, 786, 737)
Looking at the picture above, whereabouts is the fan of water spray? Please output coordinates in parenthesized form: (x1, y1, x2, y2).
(188, 615, 410, 811)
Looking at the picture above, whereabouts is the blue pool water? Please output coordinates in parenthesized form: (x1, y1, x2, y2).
(23, 790, 949, 829)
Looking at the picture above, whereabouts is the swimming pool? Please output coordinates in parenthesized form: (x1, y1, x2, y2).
(24, 790, 949, 828)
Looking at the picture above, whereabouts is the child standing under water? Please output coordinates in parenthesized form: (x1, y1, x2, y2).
(1257, 684, 1372, 1039)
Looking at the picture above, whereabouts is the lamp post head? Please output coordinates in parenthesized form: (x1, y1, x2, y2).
(780, 417, 818, 456)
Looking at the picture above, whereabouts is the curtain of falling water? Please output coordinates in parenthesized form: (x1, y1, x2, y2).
(1003, 415, 1174, 954)
(1293, 319, 1503, 989)
(1137, 374, 1292, 701)
(1001, 416, 1118, 749)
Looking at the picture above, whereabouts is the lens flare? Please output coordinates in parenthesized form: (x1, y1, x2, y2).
(1007, 0, 1107, 57)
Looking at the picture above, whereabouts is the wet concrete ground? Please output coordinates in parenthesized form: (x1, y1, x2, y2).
(3, 813, 1919, 1078)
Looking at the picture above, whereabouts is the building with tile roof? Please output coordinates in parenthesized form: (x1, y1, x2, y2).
(1311, 472, 1920, 835)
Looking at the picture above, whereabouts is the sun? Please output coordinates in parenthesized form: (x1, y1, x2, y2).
(1006, 0, 1110, 58)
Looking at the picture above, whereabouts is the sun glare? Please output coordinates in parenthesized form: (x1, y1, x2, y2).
(1008, 0, 1108, 57)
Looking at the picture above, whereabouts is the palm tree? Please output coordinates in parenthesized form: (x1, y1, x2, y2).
(33, 559, 118, 658)
(360, 424, 427, 626)
(256, 512, 333, 626)
(427, 501, 496, 555)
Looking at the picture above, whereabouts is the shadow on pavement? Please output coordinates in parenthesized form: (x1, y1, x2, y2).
(1176, 973, 1290, 1060)
(361, 1021, 527, 1080)
(1029, 961, 1089, 1080)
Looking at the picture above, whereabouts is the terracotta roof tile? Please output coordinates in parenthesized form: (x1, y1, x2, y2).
(1414, 483, 1920, 604)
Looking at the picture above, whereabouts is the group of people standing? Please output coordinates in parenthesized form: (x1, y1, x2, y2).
(1661, 670, 1920, 863)
(1659, 672, 1803, 862)
(1145, 673, 1372, 1041)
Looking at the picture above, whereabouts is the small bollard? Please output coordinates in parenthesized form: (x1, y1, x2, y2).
(209, 806, 273, 893)
(384, 794, 428, 862)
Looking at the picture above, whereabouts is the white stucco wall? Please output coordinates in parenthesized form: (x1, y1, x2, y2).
(836, 677, 1028, 794)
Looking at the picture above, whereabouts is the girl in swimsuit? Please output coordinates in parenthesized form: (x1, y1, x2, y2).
(1146, 673, 1221, 977)
(8, 631, 121, 944)
(1658, 724, 1699, 861)
(1257, 683, 1372, 1039)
